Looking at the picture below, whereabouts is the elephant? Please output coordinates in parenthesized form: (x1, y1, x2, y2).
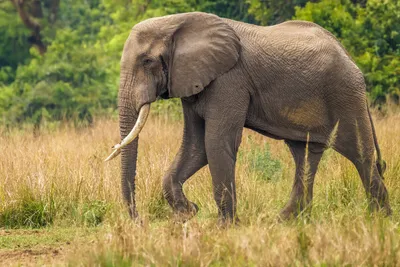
(105, 12, 391, 223)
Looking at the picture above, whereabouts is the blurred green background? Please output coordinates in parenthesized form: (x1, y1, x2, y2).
(0, 0, 399, 126)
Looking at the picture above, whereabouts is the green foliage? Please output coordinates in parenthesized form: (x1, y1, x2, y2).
(193, 0, 254, 22)
(0, 197, 110, 229)
(247, 0, 309, 25)
(81, 201, 110, 227)
(238, 136, 282, 181)
(0, 198, 55, 228)
(0, 1, 31, 83)
(151, 99, 183, 121)
(0, 0, 398, 126)
(1, 1, 117, 126)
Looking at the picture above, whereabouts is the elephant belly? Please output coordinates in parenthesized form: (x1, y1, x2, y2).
(245, 98, 332, 144)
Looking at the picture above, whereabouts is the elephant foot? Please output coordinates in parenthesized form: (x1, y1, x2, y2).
(127, 209, 144, 225)
(384, 205, 392, 217)
(128, 206, 140, 219)
(278, 207, 299, 222)
(173, 202, 199, 223)
(217, 216, 241, 228)
(278, 202, 310, 222)
(368, 199, 392, 217)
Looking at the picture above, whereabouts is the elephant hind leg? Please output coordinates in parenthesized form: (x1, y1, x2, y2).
(332, 118, 391, 215)
(279, 140, 325, 221)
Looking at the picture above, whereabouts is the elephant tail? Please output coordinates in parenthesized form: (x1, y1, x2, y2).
(367, 100, 386, 177)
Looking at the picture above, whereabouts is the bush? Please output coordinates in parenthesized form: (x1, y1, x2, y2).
(81, 201, 110, 227)
(238, 136, 282, 182)
(0, 198, 55, 228)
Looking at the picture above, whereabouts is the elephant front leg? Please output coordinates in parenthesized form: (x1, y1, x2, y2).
(162, 148, 207, 221)
(162, 101, 207, 221)
(205, 120, 244, 224)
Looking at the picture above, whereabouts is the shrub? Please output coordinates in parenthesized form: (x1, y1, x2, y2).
(238, 136, 282, 181)
(0, 198, 55, 228)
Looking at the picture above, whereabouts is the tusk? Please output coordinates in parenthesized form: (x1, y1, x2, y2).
(104, 148, 121, 162)
(104, 104, 150, 162)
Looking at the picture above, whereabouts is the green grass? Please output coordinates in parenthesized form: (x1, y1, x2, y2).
(0, 198, 110, 229)
(0, 228, 97, 250)
(0, 198, 55, 229)
(238, 135, 282, 182)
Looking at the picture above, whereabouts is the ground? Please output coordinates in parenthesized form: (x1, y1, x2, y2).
(0, 228, 98, 266)
(0, 109, 400, 266)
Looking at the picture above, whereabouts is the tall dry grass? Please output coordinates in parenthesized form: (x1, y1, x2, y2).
(1, 112, 400, 265)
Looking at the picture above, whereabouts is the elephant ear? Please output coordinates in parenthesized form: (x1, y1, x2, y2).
(167, 12, 241, 98)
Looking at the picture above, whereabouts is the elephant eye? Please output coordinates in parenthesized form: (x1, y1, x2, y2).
(143, 58, 154, 66)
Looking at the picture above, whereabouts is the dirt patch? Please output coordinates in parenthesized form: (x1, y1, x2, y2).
(0, 246, 68, 266)
(0, 228, 98, 266)
(0, 229, 43, 236)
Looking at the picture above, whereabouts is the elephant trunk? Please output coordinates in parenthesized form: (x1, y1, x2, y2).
(105, 88, 150, 218)
(118, 103, 149, 218)
(120, 131, 139, 218)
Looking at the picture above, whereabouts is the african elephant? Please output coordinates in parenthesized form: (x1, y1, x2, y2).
(105, 12, 391, 223)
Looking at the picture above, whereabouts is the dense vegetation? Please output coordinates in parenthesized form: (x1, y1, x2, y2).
(0, 0, 399, 125)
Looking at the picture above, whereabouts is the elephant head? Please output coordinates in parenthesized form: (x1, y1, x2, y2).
(105, 12, 241, 218)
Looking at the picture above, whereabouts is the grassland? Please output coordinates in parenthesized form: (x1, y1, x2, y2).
(1, 110, 400, 266)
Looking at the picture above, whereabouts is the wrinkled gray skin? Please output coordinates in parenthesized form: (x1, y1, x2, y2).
(117, 12, 391, 223)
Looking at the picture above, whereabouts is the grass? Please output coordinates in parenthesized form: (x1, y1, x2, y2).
(0, 111, 400, 266)
(0, 228, 97, 250)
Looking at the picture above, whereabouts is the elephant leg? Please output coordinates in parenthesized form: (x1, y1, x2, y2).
(279, 140, 324, 220)
(204, 99, 248, 223)
(197, 69, 249, 224)
(162, 100, 207, 219)
(205, 124, 244, 224)
(333, 120, 391, 215)
(354, 159, 391, 215)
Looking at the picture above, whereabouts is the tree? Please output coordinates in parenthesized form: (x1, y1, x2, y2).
(8, 0, 60, 54)
(0, 1, 31, 83)
(247, 0, 315, 25)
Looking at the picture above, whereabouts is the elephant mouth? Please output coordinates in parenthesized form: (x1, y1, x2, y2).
(105, 104, 150, 161)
